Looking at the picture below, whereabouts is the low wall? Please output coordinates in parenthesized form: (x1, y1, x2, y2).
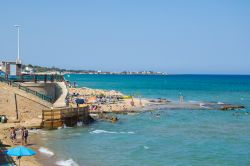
(42, 106, 94, 129)
(53, 82, 68, 108)
(20, 82, 63, 102)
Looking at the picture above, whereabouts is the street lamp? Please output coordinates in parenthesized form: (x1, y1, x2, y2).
(14, 25, 21, 64)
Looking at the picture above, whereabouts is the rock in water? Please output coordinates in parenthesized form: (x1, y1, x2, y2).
(220, 105, 245, 111)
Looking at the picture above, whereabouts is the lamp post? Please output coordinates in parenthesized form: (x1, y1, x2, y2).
(14, 25, 21, 64)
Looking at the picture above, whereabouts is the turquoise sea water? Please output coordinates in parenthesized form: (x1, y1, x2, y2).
(39, 75, 250, 166)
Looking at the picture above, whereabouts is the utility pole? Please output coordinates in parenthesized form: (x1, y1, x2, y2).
(14, 25, 21, 64)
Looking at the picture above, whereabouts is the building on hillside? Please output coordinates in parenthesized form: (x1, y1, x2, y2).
(22, 66, 34, 74)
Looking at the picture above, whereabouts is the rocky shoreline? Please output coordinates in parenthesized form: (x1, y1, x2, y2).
(0, 86, 246, 166)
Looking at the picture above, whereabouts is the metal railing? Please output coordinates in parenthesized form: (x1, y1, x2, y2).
(0, 76, 53, 103)
(6, 74, 64, 82)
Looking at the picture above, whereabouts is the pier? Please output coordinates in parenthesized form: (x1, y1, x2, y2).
(42, 106, 93, 129)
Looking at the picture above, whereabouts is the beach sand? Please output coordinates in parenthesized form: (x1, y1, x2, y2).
(68, 87, 150, 113)
(0, 85, 225, 166)
(0, 123, 42, 166)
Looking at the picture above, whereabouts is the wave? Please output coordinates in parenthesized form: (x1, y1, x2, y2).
(77, 122, 83, 126)
(90, 130, 135, 134)
(55, 159, 79, 166)
(217, 102, 224, 104)
(39, 147, 54, 156)
(199, 103, 205, 107)
(199, 103, 209, 108)
(63, 124, 73, 129)
(58, 125, 73, 129)
(90, 130, 117, 134)
(28, 129, 42, 133)
(144, 146, 149, 149)
(41, 131, 47, 135)
(189, 100, 198, 103)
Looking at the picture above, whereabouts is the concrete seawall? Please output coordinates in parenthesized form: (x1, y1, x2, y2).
(20, 82, 68, 108)
(53, 82, 68, 108)
(20, 82, 61, 102)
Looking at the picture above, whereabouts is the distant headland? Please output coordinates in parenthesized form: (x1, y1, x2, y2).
(20, 64, 168, 75)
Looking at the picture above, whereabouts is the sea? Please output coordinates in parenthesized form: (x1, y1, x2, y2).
(35, 74, 250, 166)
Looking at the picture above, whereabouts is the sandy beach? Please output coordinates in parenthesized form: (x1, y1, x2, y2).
(0, 85, 151, 166)
(0, 123, 42, 166)
(68, 87, 151, 113)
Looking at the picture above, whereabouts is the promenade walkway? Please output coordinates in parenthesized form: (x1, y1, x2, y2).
(53, 82, 68, 108)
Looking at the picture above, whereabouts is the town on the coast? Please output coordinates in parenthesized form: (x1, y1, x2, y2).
(17, 64, 167, 75)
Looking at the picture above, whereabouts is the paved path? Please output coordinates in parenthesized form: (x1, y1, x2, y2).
(53, 82, 68, 108)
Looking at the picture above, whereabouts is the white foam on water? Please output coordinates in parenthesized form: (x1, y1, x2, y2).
(90, 130, 117, 134)
(199, 103, 208, 108)
(119, 131, 135, 134)
(39, 147, 54, 156)
(58, 125, 73, 130)
(63, 124, 72, 129)
(28, 129, 42, 133)
(217, 102, 224, 104)
(144, 146, 149, 149)
(55, 159, 79, 166)
(77, 122, 83, 126)
(41, 131, 47, 135)
(189, 100, 198, 103)
(199, 103, 204, 107)
(90, 130, 135, 134)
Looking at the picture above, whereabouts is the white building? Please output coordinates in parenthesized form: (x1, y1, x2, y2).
(23, 66, 34, 74)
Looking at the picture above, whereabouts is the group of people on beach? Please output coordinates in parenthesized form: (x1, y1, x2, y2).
(10, 127, 29, 145)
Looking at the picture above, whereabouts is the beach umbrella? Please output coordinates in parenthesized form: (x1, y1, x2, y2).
(75, 98, 85, 104)
(7, 146, 36, 166)
(87, 97, 97, 103)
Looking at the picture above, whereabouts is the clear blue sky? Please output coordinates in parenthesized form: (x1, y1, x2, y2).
(0, 0, 249, 74)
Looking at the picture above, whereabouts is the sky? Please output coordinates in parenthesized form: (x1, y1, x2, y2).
(0, 0, 250, 74)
